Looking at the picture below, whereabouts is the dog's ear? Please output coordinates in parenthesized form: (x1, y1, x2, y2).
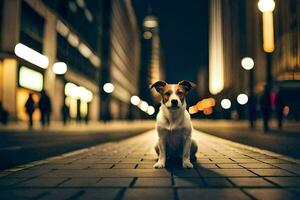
(178, 80, 196, 92)
(150, 81, 167, 93)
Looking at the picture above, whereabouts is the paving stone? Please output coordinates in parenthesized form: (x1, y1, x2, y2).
(123, 188, 174, 200)
(239, 163, 276, 169)
(232, 158, 261, 163)
(77, 189, 121, 200)
(38, 189, 81, 200)
(174, 178, 205, 187)
(266, 177, 300, 187)
(89, 164, 114, 169)
(16, 178, 69, 187)
(229, 177, 274, 187)
(135, 178, 172, 187)
(217, 164, 243, 169)
(0, 178, 27, 187)
(272, 164, 300, 174)
(258, 159, 292, 164)
(120, 158, 142, 163)
(245, 188, 298, 200)
(113, 163, 137, 169)
(0, 189, 47, 199)
(195, 163, 219, 169)
(6, 169, 51, 178)
(59, 178, 101, 187)
(203, 178, 233, 187)
(96, 178, 133, 187)
(136, 164, 154, 169)
(249, 169, 296, 176)
(210, 159, 236, 164)
(199, 169, 257, 177)
(196, 159, 213, 164)
(173, 169, 200, 177)
(177, 188, 251, 200)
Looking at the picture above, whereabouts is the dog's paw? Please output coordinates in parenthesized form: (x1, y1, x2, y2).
(182, 160, 193, 168)
(153, 161, 166, 168)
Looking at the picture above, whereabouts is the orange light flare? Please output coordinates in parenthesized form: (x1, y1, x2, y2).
(283, 106, 289, 116)
(203, 107, 213, 115)
(190, 98, 216, 115)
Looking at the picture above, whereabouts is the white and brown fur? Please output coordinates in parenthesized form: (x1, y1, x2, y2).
(150, 80, 198, 168)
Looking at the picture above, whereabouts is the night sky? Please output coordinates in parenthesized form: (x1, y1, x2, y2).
(132, 0, 209, 84)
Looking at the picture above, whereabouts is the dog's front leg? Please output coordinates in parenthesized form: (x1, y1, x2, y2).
(182, 136, 193, 168)
(153, 136, 166, 168)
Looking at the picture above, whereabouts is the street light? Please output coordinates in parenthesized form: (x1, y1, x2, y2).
(237, 94, 248, 105)
(103, 83, 114, 93)
(52, 62, 67, 75)
(241, 57, 254, 70)
(130, 96, 140, 105)
(258, 0, 275, 90)
(241, 57, 256, 128)
(221, 99, 231, 109)
(143, 16, 158, 28)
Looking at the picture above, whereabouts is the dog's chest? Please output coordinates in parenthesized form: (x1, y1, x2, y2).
(165, 129, 185, 149)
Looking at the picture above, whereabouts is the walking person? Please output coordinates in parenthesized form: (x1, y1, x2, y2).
(275, 87, 285, 129)
(61, 103, 70, 125)
(25, 93, 35, 129)
(259, 85, 272, 132)
(0, 101, 9, 125)
(38, 90, 52, 126)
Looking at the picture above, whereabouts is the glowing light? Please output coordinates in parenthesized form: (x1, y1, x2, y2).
(143, 31, 152, 40)
(52, 62, 67, 75)
(78, 86, 93, 102)
(258, 0, 275, 12)
(65, 82, 79, 99)
(14, 43, 49, 69)
(78, 43, 92, 58)
(89, 54, 101, 67)
(67, 32, 79, 47)
(262, 11, 275, 52)
(76, 0, 85, 8)
(258, 0, 275, 53)
(203, 107, 213, 115)
(283, 106, 289, 116)
(19, 66, 43, 92)
(237, 93, 248, 105)
(147, 106, 155, 115)
(84, 8, 93, 22)
(188, 106, 198, 114)
(143, 16, 158, 28)
(130, 96, 140, 105)
(241, 57, 254, 70)
(56, 20, 69, 37)
(103, 83, 114, 93)
(221, 99, 231, 109)
(140, 101, 149, 112)
(209, 0, 224, 95)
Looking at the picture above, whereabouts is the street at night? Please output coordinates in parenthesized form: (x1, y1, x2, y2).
(0, 0, 300, 199)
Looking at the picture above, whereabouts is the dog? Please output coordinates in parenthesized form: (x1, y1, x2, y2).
(150, 80, 198, 168)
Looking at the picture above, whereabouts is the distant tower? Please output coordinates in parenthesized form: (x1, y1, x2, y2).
(140, 15, 164, 104)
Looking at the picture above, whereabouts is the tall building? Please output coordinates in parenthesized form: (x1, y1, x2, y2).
(207, 0, 299, 119)
(99, 0, 141, 120)
(139, 15, 164, 110)
(0, 0, 141, 122)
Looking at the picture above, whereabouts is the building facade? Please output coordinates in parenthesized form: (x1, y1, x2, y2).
(0, 0, 141, 122)
(207, 0, 300, 119)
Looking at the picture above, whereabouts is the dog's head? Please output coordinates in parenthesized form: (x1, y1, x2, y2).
(150, 80, 196, 110)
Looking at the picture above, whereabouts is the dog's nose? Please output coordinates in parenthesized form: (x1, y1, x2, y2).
(171, 99, 178, 107)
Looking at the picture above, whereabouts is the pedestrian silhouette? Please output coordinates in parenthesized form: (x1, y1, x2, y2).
(38, 90, 52, 126)
(259, 85, 272, 132)
(61, 103, 70, 125)
(275, 87, 285, 129)
(0, 101, 9, 125)
(25, 93, 35, 128)
(248, 94, 257, 129)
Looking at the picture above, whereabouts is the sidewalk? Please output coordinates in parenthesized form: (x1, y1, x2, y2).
(0, 129, 299, 199)
(0, 120, 155, 133)
(193, 119, 300, 159)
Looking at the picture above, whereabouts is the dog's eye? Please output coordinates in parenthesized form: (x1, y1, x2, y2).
(177, 92, 184, 96)
(164, 92, 171, 97)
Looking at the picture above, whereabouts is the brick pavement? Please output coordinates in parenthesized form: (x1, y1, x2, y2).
(0, 129, 300, 199)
